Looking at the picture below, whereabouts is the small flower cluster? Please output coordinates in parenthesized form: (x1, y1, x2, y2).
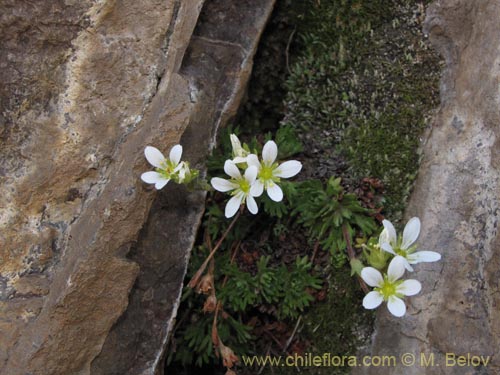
(140, 135, 302, 372)
(139, 135, 301, 217)
(360, 217, 441, 317)
(141, 145, 197, 189)
(211, 134, 302, 218)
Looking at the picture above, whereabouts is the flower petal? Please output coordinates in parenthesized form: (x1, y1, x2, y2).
(274, 160, 302, 178)
(211, 177, 236, 192)
(246, 195, 258, 214)
(403, 258, 414, 272)
(141, 171, 164, 184)
(387, 296, 406, 317)
(225, 194, 243, 218)
(360, 267, 383, 287)
(250, 180, 264, 197)
(381, 242, 396, 255)
(244, 165, 258, 184)
(396, 279, 421, 296)
(230, 134, 242, 151)
(144, 146, 166, 168)
(246, 154, 261, 169)
(382, 219, 397, 246)
(169, 144, 183, 165)
(262, 140, 278, 164)
(232, 156, 248, 164)
(408, 251, 441, 264)
(402, 217, 420, 249)
(378, 228, 390, 247)
(173, 161, 185, 173)
(363, 291, 384, 309)
(155, 179, 170, 190)
(224, 160, 241, 179)
(387, 256, 406, 282)
(266, 183, 283, 202)
(178, 166, 186, 182)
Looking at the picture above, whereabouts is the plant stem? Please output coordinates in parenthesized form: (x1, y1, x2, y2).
(311, 240, 320, 263)
(282, 315, 302, 353)
(188, 209, 242, 289)
(342, 224, 369, 294)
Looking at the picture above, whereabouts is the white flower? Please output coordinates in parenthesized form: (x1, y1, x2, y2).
(379, 217, 441, 272)
(141, 145, 184, 189)
(361, 256, 421, 317)
(230, 134, 250, 164)
(246, 140, 302, 202)
(210, 160, 259, 218)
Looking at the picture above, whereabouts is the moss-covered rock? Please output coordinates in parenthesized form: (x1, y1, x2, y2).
(246, 0, 440, 374)
(282, 0, 440, 223)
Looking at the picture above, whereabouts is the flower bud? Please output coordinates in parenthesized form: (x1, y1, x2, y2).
(196, 273, 214, 295)
(219, 342, 239, 368)
(203, 294, 217, 313)
(365, 244, 391, 270)
(230, 134, 249, 158)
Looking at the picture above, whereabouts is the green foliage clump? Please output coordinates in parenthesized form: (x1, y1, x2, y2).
(300, 266, 375, 375)
(168, 127, 324, 369)
(293, 177, 377, 265)
(220, 255, 322, 319)
(280, 256, 323, 317)
(273, 124, 304, 159)
(169, 249, 322, 368)
(169, 309, 252, 367)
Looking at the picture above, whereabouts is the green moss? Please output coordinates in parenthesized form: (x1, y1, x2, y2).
(255, 1, 439, 374)
(263, 268, 374, 375)
(304, 268, 374, 363)
(283, 0, 440, 222)
(343, 111, 424, 219)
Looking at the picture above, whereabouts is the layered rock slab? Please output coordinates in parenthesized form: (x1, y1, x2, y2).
(354, 1, 500, 374)
(91, 1, 276, 374)
(0, 0, 275, 374)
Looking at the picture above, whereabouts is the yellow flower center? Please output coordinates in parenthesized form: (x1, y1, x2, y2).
(238, 179, 250, 193)
(260, 165, 274, 181)
(375, 277, 403, 301)
(157, 160, 176, 178)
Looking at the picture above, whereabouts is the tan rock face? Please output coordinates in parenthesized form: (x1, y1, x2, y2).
(355, 1, 500, 374)
(0, 0, 275, 374)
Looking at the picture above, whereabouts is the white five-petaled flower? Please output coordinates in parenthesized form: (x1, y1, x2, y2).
(211, 161, 259, 218)
(361, 256, 422, 317)
(379, 217, 441, 272)
(247, 140, 302, 202)
(230, 134, 250, 164)
(141, 145, 184, 189)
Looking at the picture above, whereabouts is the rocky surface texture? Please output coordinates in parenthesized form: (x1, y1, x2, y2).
(354, 1, 500, 374)
(0, 1, 275, 374)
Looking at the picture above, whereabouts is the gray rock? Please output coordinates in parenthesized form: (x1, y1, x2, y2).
(354, 1, 500, 374)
